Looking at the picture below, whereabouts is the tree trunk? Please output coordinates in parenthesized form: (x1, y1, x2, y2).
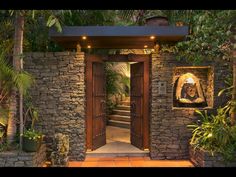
(231, 50, 236, 125)
(7, 91, 17, 144)
(231, 25, 236, 126)
(7, 12, 24, 147)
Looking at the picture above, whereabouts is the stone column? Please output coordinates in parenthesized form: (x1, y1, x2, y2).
(24, 52, 86, 161)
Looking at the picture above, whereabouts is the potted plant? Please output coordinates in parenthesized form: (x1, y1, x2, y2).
(22, 128, 42, 152)
(144, 10, 168, 26)
(22, 100, 43, 152)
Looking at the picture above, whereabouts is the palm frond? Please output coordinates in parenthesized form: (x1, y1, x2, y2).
(0, 50, 34, 97)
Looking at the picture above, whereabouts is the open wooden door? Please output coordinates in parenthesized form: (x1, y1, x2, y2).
(130, 62, 144, 149)
(86, 55, 106, 150)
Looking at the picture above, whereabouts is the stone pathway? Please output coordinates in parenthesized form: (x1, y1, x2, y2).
(69, 157, 194, 167)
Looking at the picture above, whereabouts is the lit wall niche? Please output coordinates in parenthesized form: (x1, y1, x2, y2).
(173, 66, 214, 108)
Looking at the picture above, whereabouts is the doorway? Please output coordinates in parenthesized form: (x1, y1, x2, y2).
(86, 54, 150, 153)
(105, 61, 131, 145)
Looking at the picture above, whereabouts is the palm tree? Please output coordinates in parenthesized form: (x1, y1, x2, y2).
(230, 24, 236, 125)
(7, 10, 69, 149)
(8, 11, 25, 148)
(0, 50, 33, 146)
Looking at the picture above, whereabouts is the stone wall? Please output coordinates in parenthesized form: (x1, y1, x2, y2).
(189, 146, 236, 167)
(24, 52, 86, 161)
(23, 51, 231, 161)
(150, 53, 231, 160)
(0, 144, 46, 167)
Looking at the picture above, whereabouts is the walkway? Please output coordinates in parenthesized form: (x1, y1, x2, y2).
(69, 157, 194, 167)
(106, 126, 130, 143)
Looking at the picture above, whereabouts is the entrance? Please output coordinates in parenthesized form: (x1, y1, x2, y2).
(86, 54, 150, 152)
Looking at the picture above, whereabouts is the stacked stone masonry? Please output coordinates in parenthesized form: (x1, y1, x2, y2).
(24, 52, 86, 161)
(189, 146, 236, 167)
(51, 133, 70, 167)
(24, 52, 231, 161)
(0, 144, 46, 167)
(150, 53, 231, 160)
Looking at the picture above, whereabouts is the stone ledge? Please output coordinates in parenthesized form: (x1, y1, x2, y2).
(0, 144, 47, 167)
(189, 145, 236, 167)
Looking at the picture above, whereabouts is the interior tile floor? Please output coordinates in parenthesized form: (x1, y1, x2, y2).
(106, 126, 130, 143)
(87, 126, 146, 155)
(87, 141, 146, 154)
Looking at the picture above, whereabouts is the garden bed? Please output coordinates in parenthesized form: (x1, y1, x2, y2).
(189, 145, 236, 167)
(0, 144, 46, 167)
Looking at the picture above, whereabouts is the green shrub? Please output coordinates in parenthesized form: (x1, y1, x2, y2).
(188, 108, 236, 162)
(23, 129, 42, 141)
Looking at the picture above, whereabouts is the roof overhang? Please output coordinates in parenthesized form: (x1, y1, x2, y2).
(49, 26, 189, 49)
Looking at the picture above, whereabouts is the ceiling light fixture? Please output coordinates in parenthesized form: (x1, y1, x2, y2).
(150, 36, 155, 40)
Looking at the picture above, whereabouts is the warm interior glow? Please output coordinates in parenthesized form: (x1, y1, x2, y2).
(150, 36, 155, 40)
(144, 45, 148, 48)
(87, 45, 91, 49)
(82, 36, 87, 40)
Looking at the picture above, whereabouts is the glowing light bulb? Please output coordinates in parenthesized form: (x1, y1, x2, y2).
(150, 36, 155, 40)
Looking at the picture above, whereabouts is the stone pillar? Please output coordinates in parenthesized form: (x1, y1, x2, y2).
(24, 52, 86, 161)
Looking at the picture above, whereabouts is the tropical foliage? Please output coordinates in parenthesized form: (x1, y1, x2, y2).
(188, 107, 236, 162)
(0, 50, 33, 111)
(105, 62, 130, 113)
(106, 62, 130, 95)
(0, 49, 34, 143)
(174, 10, 235, 64)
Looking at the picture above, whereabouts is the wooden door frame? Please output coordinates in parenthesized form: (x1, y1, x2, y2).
(86, 54, 150, 151)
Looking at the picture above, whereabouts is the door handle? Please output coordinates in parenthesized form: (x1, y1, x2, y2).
(131, 101, 136, 115)
(101, 100, 106, 112)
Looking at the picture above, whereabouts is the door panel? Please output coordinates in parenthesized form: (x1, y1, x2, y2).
(130, 62, 144, 149)
(87, 54, 149, 151)
(92, 62, 106, 150)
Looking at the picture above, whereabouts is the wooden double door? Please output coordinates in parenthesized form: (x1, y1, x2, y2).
(86, 54, 150, 151)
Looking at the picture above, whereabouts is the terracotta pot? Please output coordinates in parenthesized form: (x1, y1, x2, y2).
(145, 16, 169, 26)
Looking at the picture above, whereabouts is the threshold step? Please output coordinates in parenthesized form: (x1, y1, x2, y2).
(86, 152, 149, 157)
